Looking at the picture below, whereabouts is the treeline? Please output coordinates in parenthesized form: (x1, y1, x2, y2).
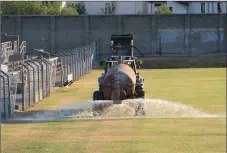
(0, 1, 86, 15)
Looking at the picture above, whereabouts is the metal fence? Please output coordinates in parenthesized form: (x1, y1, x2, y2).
(55, 42, 97, 87)
(0, 41, 99, 121)
(0, 70, 18, 122)
(5, 57, 55, 111)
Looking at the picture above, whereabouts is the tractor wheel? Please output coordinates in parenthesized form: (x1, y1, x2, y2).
(93, 91, 104, 101)
(136, 90, 145, 99)
(92, 91, 105, 116)
(93, 91, 100, 101)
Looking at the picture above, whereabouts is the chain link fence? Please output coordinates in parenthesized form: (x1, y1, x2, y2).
(14, 58, 52, 110)
(0, 70, 18, 122)
(55, 42, 97, 87)
(0, 41, 99, 122)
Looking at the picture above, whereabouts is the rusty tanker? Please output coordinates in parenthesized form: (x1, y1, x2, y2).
(92, 33, 145, 116)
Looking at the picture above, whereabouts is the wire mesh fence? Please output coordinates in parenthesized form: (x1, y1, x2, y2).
(0, 71, 10, 122)
(0, 41, 99, 121)
(55, 42, 97, 87)
(0, 70, 18, 122)
(17, 58, 52, 110)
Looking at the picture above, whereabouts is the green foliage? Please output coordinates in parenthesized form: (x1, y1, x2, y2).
(44, 2, 62, 15)
(68, 3, 86, 15)
(156, 5, 172, 14)
(1, 2, 44, 15)
(0, 1, 78, 16)
(100, 2, 115, 15)
(61, 6, 78, 16)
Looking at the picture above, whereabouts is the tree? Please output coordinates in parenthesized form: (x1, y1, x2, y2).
(156, 5, 172, 14)
(43, 2, 62, 15)
(0, 1, 78, 16)
(60, 6, 78, 16)
(100, 2, 115, 15)
(68, 3, 86, 15)
(1, 2, 45, 15)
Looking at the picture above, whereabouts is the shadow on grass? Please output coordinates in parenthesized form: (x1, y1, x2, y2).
(94, 55, 226, 69)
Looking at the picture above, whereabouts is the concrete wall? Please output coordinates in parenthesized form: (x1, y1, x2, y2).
(1, 14, 226, 56)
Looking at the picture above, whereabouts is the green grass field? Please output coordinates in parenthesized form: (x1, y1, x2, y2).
(1, 68, 226, 153)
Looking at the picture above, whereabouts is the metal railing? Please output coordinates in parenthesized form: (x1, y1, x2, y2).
(55, 42, 97, 87)
(0, 70, 18, 122)
(0, 41, 99, 121)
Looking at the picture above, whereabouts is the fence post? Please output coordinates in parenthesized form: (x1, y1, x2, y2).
(73, 49, 77, 81)
(25, 61, 36, 104)
(0, 75, 2, 123)
(61, 53, 69, 84)
(36, 59, 44, 100)
(66, 53, 69, 77)
(81, 48, 84, 77)
(69, 51, 74, 81)
(78, 49, 81, 78)
(92, 42, 96, 67)
(86, 47, 88, 74)
(1, 71, 11, 117)
(80, 48, 83, 77)
(71, 51, 74, 77)
(42, 59, 50, 97)
(30, 60, 40, 102)
(95, 41, 97, 62)
(98, 38, 100, 58)
(82, 47, 85, 76)
(57, 54, 64, 87)
(75, 51, 79, 80)
(43, 59, 51, 96)
(69, 50, 76, 81)
(0, 75, 7, 122)
(22, 64, 31, 108)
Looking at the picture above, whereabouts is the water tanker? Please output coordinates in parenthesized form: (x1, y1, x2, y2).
(92, 56, 145, 116)
(102, 63, 136, 100)
(92, 33, 146, 116)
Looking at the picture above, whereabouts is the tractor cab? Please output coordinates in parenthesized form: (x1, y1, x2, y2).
(110, 33, 134, 56)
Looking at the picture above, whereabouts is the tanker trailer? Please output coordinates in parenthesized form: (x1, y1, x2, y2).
(92, 56, 145, 116)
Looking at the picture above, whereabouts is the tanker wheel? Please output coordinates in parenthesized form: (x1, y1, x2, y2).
(93, 91, 104, 116)
(93, 91, 100, 101)
(136, 90, 145, 99)
(93, 91, 104, 101)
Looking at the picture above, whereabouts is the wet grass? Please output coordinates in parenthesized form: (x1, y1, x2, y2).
(1, 68, 226, 153)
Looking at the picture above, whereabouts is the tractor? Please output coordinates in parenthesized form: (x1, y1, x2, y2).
(92, 33, 145, 116)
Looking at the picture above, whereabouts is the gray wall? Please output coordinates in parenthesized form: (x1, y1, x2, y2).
(1, 14, 227, 56)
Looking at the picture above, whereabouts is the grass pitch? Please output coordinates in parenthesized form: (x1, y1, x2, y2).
(1, 68, 226, 153)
